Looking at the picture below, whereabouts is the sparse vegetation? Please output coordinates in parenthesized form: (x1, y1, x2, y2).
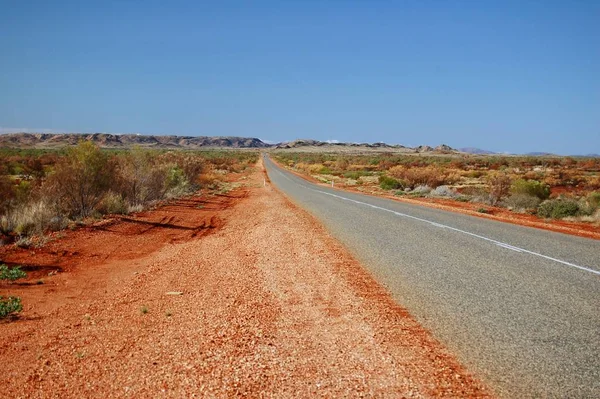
(379, 175, 403, 190)
(537, 198, 581, 219)
(504, 194, 541, 213)
(0, 264, 27, 281)
(0, 296, 22, 319)
(511, 179, 550, 200)
(488, 173, 512, 206)
(0, 144, 258, 245)
(274, 152, 600, 223)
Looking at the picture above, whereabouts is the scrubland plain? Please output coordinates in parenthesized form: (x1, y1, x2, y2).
(273, 151, 600, 237)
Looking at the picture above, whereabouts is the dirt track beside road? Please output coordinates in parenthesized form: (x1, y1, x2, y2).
(0, 162, 492, 398)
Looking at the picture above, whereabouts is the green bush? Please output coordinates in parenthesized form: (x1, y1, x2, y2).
(45, 141, 114, 218)
(537, 198, 580, 219)
(511, 179, 550, 200)
(379, 175, 403, 190)
(0, 296, 22, 318)
(0, 264, 27, 281)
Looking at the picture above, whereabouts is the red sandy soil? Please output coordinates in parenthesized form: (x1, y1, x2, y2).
(0, 162, 493, 398)
(276, 163, 600, 240)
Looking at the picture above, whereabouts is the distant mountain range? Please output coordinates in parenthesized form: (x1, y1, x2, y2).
(459, 147, 497, 155)
(0, 133, 457, 154)
(0, 133, 269, 149)
(459, 147, 599, 157)
(0, 133, 597, 156)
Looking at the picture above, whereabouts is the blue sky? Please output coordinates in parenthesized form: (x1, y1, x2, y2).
(1, 1, 598, 154)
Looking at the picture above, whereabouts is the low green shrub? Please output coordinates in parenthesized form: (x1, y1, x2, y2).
(343, 171, 373, 179)
(537, 198, 580, 219)
(0, 264, 27, 281)
(511, 179, 550, 200)
(378, 175, 403, 190)
(0, 296, 22, 318)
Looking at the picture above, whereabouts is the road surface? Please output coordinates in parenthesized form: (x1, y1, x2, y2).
(264, 155, 600, 398)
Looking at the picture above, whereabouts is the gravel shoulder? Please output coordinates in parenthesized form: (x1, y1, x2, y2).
(0, 162, 492, 398)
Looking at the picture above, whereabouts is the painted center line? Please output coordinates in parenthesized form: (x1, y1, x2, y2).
(270, 163, 600, 277)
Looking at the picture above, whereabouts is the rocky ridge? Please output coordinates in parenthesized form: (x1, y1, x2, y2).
(0, 133, 458, 153)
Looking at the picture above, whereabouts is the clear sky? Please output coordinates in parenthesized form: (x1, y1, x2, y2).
(1, 0, 598, 154)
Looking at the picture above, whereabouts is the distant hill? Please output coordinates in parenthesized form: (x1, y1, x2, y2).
(0, 133, 270, 149)
(525, 152, 556, 156)
(274, 139, 458, 154)
(459, 147, 497, 155)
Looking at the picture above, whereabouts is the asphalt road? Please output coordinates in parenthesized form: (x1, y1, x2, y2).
(264, 155, 600, 398)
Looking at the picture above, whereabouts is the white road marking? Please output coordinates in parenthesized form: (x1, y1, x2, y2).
(270, 163, 600, 277)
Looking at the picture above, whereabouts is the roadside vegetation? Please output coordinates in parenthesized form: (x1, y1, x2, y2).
(274, 152, 600, 224)
(0, 264, 27, 319)
(0, 143, 258, 246)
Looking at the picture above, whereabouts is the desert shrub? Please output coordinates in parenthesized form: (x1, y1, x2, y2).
(511, 179, 550, 200)
(164, 165, 190, 198)
(0, 176, 15, 213)
(576, 192, 600, 216)
(379, 175, 403, 190)
(488, 173, 512, 206)
(537, 198, 580, 219)
(334, 158, 350, 171)
(306, 164, 325, 174)
(504, 193, 541, 213)
(117, 150, 183, 206)
(179, 155, 205, 187)
(45, 141, 114, 218)
(343, 171, 372, 179)
(388, 166, 451, 189)
(587, 192, 600, 209)
(97, 192, 129, 215)
(0, 296, 22, 318)
(586, 176, 600, 190)
(0, 264, 27, 281)
(160, 151, 206, 186)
